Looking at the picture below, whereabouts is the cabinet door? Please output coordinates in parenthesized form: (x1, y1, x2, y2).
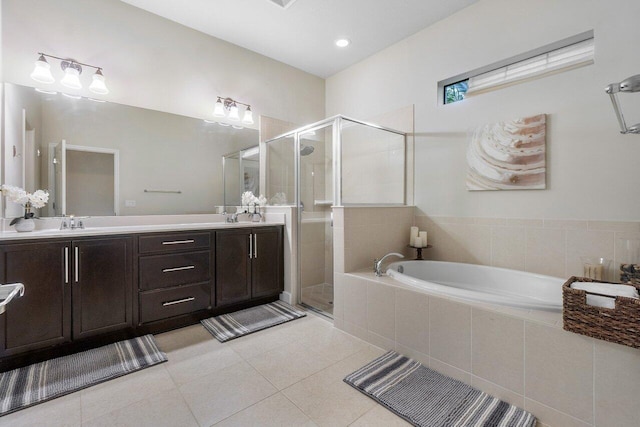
(72, 237, 133, 340)
(215, 229, 251, 307)
(252, 227, 283, 298)
(0, 241, 71, 356)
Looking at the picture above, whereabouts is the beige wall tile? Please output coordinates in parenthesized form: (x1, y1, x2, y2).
(525, 228, 566, 278)
(431, 216, 477, 224)
(491, 226, 526, 270)
(472, 309, 525, 394)
(395, 343, 429, 366)
(367, 281, 396, 340)
(429, 223, 492, 265)
(367, 331, 396, 351)
(471, 376, 525, 409)
(333, 273, 345, 320)
(342, 321, 369, 342)
(566, 229, 615, 280)
(476, 217, 508, 226)
(428, 357, 472, 385)
(524, 399, 592, 427)
(588, 221, 640, 232)
(594, 340, 640, 427)
(543, 219, 588, 229)
(342, 275, 368, 328)
(429, 297, 471, 371)
(524, 323, 594, 423)
(508, 218, 544, 227)
(395, 288, 429, 355)
(614, 232, 640, 281)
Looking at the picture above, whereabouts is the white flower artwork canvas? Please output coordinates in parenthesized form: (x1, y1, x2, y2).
(466, 114, 546, 191)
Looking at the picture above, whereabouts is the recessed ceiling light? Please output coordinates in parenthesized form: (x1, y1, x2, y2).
(335, 39, 350, 48)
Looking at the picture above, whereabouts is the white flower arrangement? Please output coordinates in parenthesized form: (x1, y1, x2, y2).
(241, 191, 267, 213)
(1, 185, 49, 225)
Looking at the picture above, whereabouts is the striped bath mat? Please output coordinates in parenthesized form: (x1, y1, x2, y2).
(345, 351, 536, 427)
(0, 334, 167, 416)
(201, 301, 306, 342)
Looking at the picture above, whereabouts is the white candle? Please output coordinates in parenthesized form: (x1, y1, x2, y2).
(414, 236, 423, 248)
(410, 226, 419, 246)
(419, 231, 427, 247)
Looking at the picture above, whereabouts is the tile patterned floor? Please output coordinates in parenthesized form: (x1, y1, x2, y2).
(0, 312, 410, 427)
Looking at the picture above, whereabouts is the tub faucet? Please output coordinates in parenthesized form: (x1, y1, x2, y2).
(374, 252, 405, 277)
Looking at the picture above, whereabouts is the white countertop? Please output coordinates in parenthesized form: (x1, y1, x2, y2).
(0, 213, 286, 241)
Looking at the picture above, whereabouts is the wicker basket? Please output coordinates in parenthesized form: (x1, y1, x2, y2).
(620, 263, 640, 285)
(562, 276, 640, 349)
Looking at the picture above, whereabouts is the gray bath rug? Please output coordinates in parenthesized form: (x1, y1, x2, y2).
(344, 351, 536, 427)
(0, 334, 167, 417)
(201, 301, 306, 342)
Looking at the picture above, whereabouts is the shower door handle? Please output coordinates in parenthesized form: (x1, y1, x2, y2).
(330, 211, 333, 227)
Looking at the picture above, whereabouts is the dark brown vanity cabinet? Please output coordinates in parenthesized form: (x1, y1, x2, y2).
(215, 227, 283, 307)
(0, 236, 133, 357)
(0, 241, 71, 356)
(137, 232, 212, 324)
(72, 237, 133, 340)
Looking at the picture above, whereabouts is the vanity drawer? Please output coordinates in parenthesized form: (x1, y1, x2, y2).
(139, 251, 210, 290)
(139, 282, 211, 323)
(138, 232, 210, 254)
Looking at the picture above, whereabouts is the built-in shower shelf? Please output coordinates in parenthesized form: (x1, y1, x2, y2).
(314, 200, 333, 206)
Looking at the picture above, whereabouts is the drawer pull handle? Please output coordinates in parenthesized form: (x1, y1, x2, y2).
(162, 297, 195, 307)
(162, 239, 195, 245)
(162, 265, 195, 273)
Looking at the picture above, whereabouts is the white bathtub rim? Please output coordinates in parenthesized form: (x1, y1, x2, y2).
(384, 260, 564, 312)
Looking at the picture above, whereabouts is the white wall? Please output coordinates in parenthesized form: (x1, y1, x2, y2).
(327, 0, 640, 221)
(1, 0, 325, 130)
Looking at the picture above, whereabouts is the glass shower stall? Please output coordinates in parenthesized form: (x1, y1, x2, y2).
(265, 115, 406, 316)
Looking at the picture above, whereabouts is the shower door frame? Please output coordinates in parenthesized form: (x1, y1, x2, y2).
(265, 115, 407, 316)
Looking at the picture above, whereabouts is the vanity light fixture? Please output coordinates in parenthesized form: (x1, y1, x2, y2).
(213, 97, 254, 125)
(606, 74, 640, 134)
(30, 52, 109, 95)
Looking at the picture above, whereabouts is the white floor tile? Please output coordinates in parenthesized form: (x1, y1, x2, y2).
(214, 393, 317, 427)
(178, 361, 277, 426)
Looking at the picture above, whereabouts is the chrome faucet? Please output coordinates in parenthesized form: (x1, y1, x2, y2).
(59, 215, 85, 230)
(373, 252, 405, 277)
(222, 212, 239, 223)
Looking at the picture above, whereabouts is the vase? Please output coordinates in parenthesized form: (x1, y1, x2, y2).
(15, 218, 35, 232)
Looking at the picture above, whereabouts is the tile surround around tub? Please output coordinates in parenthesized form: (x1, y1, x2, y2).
(415, 215, 640, 281)
(334, 270, 640, 427)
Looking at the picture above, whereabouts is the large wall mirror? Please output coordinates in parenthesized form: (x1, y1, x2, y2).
(3, 82, 258, 218)
(222, 146, 260, 209)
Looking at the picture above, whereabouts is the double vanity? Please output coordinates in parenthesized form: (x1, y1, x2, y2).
(0, 216, 284, 371)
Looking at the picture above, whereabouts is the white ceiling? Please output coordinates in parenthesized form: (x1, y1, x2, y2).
(120, 0, 478, 78)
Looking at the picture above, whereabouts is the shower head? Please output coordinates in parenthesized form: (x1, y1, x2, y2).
(300, 145, 314, 156)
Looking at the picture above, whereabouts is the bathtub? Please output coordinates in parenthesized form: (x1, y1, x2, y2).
(386, 260, 564, 311)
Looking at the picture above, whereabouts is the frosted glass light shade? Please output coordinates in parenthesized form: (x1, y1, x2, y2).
(89, 70, 109, 94)
(61, 67, 82, 90)
(30, 56, 55, 84)
(228, 103, 240, 121)
(242, 107, 254, 125)
(213, 98, 225, 117)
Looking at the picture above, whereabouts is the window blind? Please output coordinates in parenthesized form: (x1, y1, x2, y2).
(467, 38, 594, 94)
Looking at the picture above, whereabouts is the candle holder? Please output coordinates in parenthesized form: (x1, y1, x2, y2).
(408, 244, 433, 260)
